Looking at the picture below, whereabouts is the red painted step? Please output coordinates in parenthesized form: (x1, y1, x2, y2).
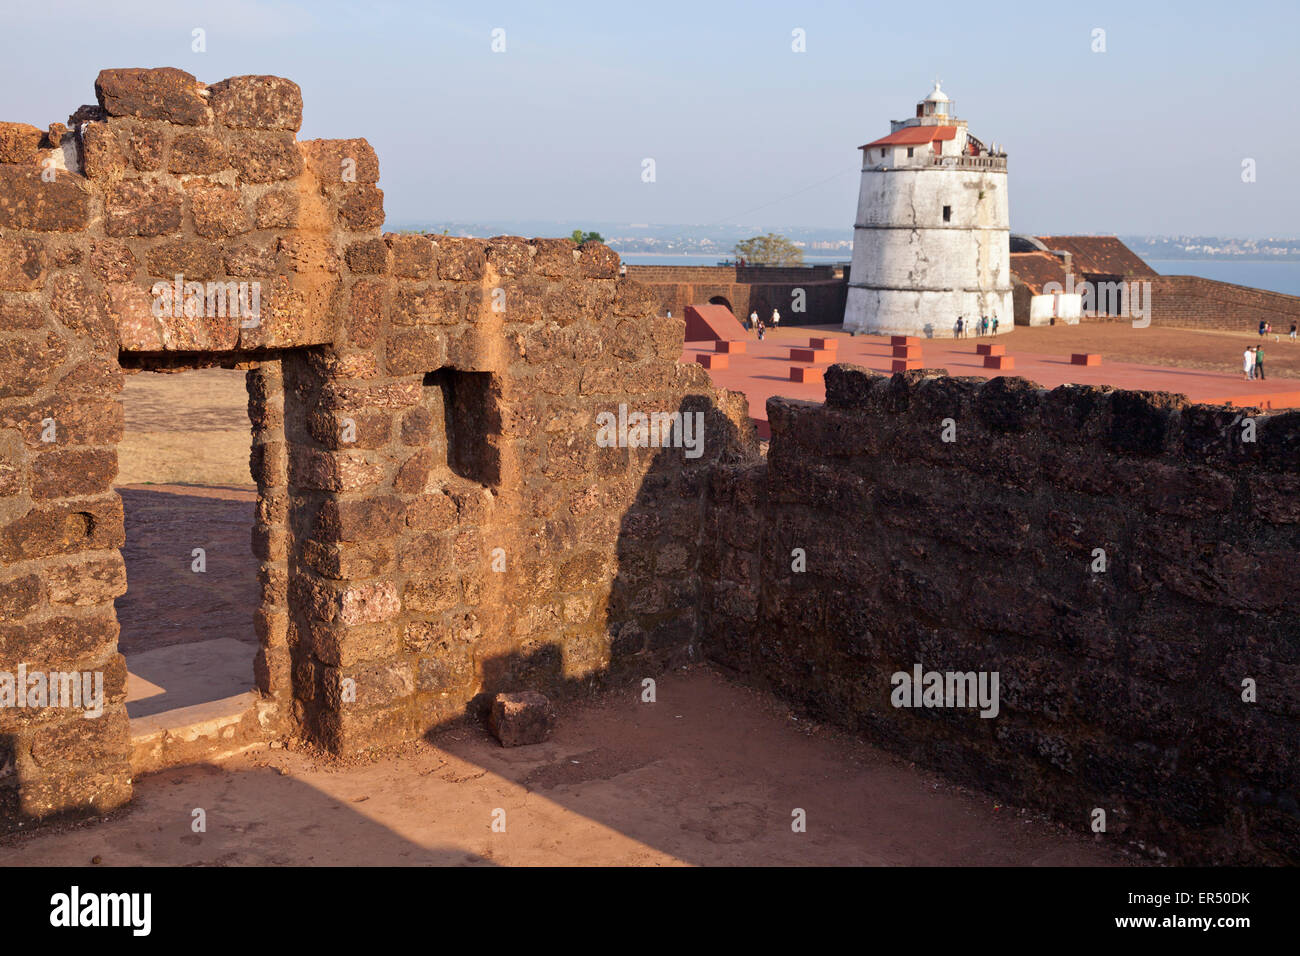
(789, 365, 825, 383)
(696, 353, 729, 369)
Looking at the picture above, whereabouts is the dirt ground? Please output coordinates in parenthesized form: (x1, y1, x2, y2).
(116, 367, 254, 487)
(1, 668, 1131, 866)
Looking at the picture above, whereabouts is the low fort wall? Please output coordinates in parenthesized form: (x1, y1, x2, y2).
(700, 366, 1300, 865)
(624, 263, 848, 328)
(1148, 274, 1300, 332)
(1076, 274, 1300, 332)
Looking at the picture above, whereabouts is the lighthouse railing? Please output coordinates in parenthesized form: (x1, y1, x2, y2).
(931, 155, 1007, 170)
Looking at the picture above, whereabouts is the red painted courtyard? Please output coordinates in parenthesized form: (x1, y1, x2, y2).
(682, 324, 1300, 438)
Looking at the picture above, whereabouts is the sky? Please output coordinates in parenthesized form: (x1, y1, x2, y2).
(1, 0, 1295, 236)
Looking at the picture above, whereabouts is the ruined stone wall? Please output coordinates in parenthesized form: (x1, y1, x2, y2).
(624, 264, 848, 329)
(702, 366, 1300, 864)
(0, 67, 755, 829)
(281, 232, 756, 755)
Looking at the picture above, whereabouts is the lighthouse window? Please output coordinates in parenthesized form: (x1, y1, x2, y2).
(906, 147, 914, 158)
(943, 205, 952, 222)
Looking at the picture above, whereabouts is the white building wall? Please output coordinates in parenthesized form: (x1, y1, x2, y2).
(845, 165, 1012, 337)
(1028, 292, 1082, 325)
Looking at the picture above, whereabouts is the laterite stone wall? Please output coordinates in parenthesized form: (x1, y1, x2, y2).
(0, 67, 755, 828)
(700, 365, 1300, 864)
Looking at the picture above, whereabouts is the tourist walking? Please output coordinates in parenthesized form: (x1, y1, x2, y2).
(1243, 346, 1256, 380)
(756, 318, 766, 341)
(1290, 322, 1297, 342)
(992, 314, 999, 334)
(1259, 320, 1267, 337)
(771, 308, 781, 329)
(1255, 345, 1266, 380)
(955, 316, 964, 338)
(748, 310, 757, 331)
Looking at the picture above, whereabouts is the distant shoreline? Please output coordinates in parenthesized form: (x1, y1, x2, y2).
(1138, 255, 1300, 262)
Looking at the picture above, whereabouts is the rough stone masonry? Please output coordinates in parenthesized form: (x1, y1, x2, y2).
(0, 67, 756, 829)
(0, 69, 1295, 865)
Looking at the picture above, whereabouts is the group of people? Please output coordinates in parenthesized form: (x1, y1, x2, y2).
(1244, 345, 1267, 381)
(954, 314, 999, 338)
(746, 308, 780, 341)
(1243, 321, 1300, 379)
(1259, 320, 1298, 342)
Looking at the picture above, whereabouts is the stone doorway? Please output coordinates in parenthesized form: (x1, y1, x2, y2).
(113, 358, 285, 773)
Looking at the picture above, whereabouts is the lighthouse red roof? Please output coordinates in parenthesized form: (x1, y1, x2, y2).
(859, 126, 958, 149)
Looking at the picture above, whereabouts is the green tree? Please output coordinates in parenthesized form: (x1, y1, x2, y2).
(570, 229, 605, 245)
(733, 233, 803, 266)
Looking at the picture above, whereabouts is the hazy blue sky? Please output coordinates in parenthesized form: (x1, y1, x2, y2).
(1, 0, 1294, 236)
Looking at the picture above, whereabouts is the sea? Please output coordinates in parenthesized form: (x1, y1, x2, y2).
(1144, 260, 1300, 298)
(617, 254, 1300, 298)
(619, 253, 849, 267)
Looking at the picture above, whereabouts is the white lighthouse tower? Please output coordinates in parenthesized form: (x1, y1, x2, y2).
(843, 82, 1012, 337)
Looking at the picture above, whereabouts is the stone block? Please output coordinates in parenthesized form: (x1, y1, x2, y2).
(0, 122, 44, 164)
(0, 238, 46, 291)
(167, 130, 228, 174)
(95, 67, 209, 125)
(104, 180, 182, 237)
(208, 75, 303, 131)
(790, 348, 833, 363)
(0, 167, 90, 232)
(487, 691, 556, 747)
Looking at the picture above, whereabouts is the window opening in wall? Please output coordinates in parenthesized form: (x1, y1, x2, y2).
(421, 369, 501, 487)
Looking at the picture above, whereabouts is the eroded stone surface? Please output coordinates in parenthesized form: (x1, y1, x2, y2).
(488, 691, 556, 747)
